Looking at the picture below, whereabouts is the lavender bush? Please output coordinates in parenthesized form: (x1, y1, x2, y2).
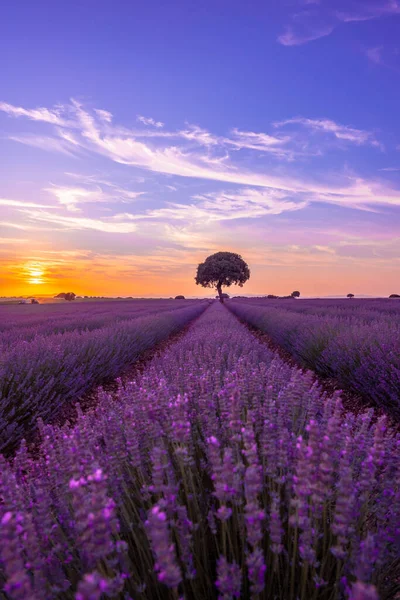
(228, 299, 400, 417)
(0, 302, 208, 453)
(0, 303, 398, 599)
(0, 299, 193, 349)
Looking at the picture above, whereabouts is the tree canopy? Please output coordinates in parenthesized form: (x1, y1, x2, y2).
(195, 252, 250, 303)
(347, 293, 355, 298)
(55, 292, 76, 301)
(291, 291, 300, 298)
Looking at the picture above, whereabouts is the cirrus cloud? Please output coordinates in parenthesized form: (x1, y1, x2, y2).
(1, 98, 399, 219)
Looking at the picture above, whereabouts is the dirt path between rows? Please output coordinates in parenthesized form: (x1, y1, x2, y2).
(230, 308, 399, 432)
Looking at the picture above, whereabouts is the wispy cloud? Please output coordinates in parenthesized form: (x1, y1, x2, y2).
(311, 177, 400, 210)
(57, 105, 302, 189)
(137, 115, 164, 128)
(1, 99, 399, 215)
(178, 124, 220, 147)
(0, 237, 29, 244)
(177, 124, 295, 155)
(163, 224, 219, 250)
(0, 198, 51, 208)
(137, 188, 307, 223)
(278, 1, 400, 46)
(365, 46, 384, 65)
(44, 186, 103, 212)
(336, 1, 400, 23)
(44, 182, 143, 211)
(278, 25, 334, 47)
(0, 221, 37, 231)
(21, 209, 139, 233)
(0, 101, 69, 126)
(275, 117, 382, 148)
(64, 172, 145, 197)
(226, 128, 292, 155)
(8, 134, 79, 157)
(94, 109, 113, 123)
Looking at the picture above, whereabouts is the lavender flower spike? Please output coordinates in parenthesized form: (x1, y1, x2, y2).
(348, 581, 379, 600)
(145, 504, 182, 588)
(75, 572, 111, 600)
(215, 556, 242, 600)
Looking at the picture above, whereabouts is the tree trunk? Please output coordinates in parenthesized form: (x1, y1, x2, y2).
(217, 283, 224, 303)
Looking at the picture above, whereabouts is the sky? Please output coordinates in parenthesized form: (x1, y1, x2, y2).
(1, 0, 400, 298)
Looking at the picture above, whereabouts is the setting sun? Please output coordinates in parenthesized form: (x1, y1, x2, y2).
(24, 261, 46, 285)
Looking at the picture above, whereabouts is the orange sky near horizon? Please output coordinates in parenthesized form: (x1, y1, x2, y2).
(1, 248, 399, 298)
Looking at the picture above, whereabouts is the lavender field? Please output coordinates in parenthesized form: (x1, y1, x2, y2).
(0, 299, 208, 454)
(229, 298, 400, 419)
(0, 300, 399, 600)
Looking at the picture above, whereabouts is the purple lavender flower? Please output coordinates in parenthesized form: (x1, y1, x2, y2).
(331, 439, 356, 560)
(269, 493, 283, 555)
(0, 298, 398, 600)
(215, 556, 242, 599)
(69, 467, 121, 570)
(242, 425, 264, 547)
(348, 581, 379, 600)
(145, 504, 182, 588)
(175, 504, 196, 579)
(246, 548, 266, 595)
(75, 571, 111, 600)
(0, 511, 35, 600)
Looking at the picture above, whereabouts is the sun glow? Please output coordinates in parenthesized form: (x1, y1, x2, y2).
(24, 261, 46, 285)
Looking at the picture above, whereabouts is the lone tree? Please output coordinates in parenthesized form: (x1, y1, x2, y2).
(195, 251, 250, 303)
(389, 294, 400, 298)
(291, 291, 300, 298)
(347, 293, 355, 299)
(55, 292, 76, 301)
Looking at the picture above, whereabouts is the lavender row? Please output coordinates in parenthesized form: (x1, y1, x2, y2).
(228, 300, 400, 418)
(1, 303, 398, 599)
(0, 298, 192, 330)
(0, 300, 193, 348)
(0, 302, 208, 454)
(239, 298, 400, 322)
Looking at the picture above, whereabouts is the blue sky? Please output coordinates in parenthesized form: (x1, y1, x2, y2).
(1, 0, 400, 297)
